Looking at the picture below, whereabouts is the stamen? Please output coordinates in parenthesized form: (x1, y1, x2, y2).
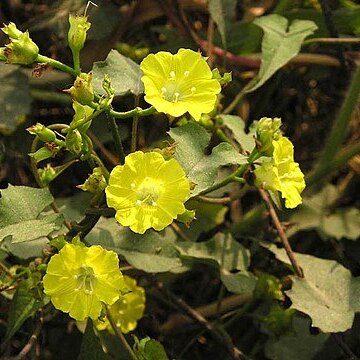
(131, 183, 136, 189)
(151, 201, 157, 207)
(184, 70, 190, 77)
(170, 71, 175, 78)
(174, 92, 180, 102)
(191, 86, 196, 93)
(136, 200, 142, 207)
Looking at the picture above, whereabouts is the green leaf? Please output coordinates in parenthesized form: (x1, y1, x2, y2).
(265, 316, 330, 360)
(86, 218, 182, 273)
(245, 14, 317, 93)
(268, 244, 360, 333)
(29, 147, 54, 163)
(3, 281, 42, 344)
(0, 185, 63, 245)
(287, 185, 360, 240)
(169, 122, 247, 196)
(0, 214, 63, 244)
(0, 63, 31, 135)
(92, 50, 144, 97)
(220, 270, 256, 294)
(133, 336, 169, 360)
(175, 233, 250, 271)
(78, 320, 111, 360)
(208, 0, 236, 49)
(218, 115, 255, 153)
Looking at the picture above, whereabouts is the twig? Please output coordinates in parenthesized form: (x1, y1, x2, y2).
(14, 313, 43, 360)
(332, 333, 360, 360)
(88, 130, 119, 165)
(106, 112, 125, 165)
(155, 280, 247, 359)
(259, 189, 303, 277)
(106, 308, 137, 360)
(171, 222, 191, 241)
(0, 262, 13, 279)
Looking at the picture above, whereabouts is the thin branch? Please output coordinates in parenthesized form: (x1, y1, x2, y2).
(259, 189, 303, 278)
(106, 308, 137, 360)
(197, 195, 232, 204)
(155, 280, 247, 359)
(14, 313, 43, 360)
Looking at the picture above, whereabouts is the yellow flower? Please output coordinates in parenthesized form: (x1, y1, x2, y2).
(95, 276, 145, 334)
(140, 48, 221, 121)
(254, 137, 305, 209)
(43, 244, 125, 321)
(106, 151, 190, 234)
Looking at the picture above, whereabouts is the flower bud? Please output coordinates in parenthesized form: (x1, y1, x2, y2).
(66, 129, 83, 155)
(2, 23, 23, 39)
(68, 14, 91, 54)
(27, 123, 56, 142)
(78, 167, 106, 193)
(3, 31, 39, 65)
(64, 73, 94, 105)
(70, 101, 94, 132)
(254, 117, 282, 156)
(38, 161, 78, 185)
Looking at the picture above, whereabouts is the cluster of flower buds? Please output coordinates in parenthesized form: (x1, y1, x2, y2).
(1, 23, 39, 65)
(253, 117, 282, 156)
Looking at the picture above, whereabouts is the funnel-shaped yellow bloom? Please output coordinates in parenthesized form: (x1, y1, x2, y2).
(43, 244, 125, 321)
(106, 151, 190, 234)
(140, 49, 221, 120)
(95, 276, 145, 334)
(255, 137, 305, 209)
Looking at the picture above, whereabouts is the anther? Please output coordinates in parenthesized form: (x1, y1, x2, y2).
(136, 200, 142, 207)
(191, 86, 196, 93)
(174, 92, 180, 102)
(170, 71, 175, 78)
(151, 201, 157, 207)
(184, 70, 190, 77)
(131, 183, 136, 189)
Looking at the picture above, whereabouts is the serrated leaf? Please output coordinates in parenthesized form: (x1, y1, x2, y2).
(78, 320, 111, 360)
(265, 316, 331, 360)
(0, 185, 63, 245)
(3, 281, 42, 344)
(0, 63, 31, 135)
(246, 15, 317, 93)
(92, 50, 144, 97)
(268, 244, 360, 333)
(218, 115, 255, 152)
(287, 185, 360, 240)
(175, 233, 250, 271)
(220, 270, 256, 294)
(208, 0, 236, 49)
(169, 122, 247, 196)
(86, 218, 182, 273)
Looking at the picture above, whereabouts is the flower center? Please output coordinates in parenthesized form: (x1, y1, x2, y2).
(160, 70, 196, 103)
(136, 177, 162, 207)
(75, 265, 97, 295)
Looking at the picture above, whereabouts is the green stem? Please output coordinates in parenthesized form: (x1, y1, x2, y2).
(68, 107, 105, 131)
(223, 81, 253, 115)
(313, 65, 360, 180)
(106, 112, 125, 165)
(106, 308, 138, 360)
(303, 37, 360, 45)
(109, 106, 155, 119)
(131, 97, 140, 152)
(91, 154, 110, 181)
(72, 49, 81, 75)
(36, 54, 77, 76)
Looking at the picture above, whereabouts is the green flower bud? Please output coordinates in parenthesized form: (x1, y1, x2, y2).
(66, 129, 83, 155)
(212, 68, 232, 86)
(65, 73, 94, 105)
(68, 14, 91, 53)
(102, 74, 115, 97)
(4, 31, 39, 65)
(2, 23, 23, 39)
(38, 161, 77, 185)
(254, 117, 282, 156)
(27, 123, 56, 142)
(78, 167, 106, 193)
(198, 114, 214, 130)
